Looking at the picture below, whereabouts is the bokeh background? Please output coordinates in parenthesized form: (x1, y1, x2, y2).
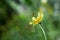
(0, 0, 60, 40)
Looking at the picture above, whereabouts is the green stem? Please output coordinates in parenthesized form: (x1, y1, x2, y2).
(39, 24, 47, 40)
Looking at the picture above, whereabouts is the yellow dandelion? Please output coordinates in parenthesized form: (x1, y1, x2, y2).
(29, 9, 44, 26)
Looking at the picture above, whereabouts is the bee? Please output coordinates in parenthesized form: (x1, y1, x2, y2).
(29, 9, 44, 26)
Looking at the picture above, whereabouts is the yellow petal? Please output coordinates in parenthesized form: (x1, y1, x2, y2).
(29, 22, 33, 25)
(32, 17, 36, 21)
(38, 12, 40, 17)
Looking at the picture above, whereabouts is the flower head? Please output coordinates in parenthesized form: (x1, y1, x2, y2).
(29, 9, 44, 26)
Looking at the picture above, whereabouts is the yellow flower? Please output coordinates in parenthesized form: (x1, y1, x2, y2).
(29, 9, 44, 26)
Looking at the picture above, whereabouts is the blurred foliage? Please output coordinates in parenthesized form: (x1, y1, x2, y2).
(0, 0, 60, 40)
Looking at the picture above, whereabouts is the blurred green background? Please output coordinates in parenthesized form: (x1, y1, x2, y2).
(0, 0, 60, 40)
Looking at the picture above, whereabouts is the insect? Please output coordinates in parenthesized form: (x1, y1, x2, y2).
(29, 9, 44, 26)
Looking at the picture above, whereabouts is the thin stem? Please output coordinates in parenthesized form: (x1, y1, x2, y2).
(39, 24, 47, 40)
